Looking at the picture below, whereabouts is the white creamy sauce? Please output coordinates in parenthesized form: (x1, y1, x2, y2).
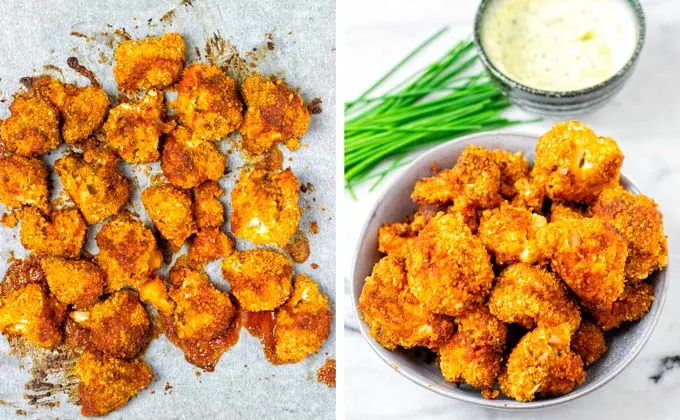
(481, 0, 639, 92)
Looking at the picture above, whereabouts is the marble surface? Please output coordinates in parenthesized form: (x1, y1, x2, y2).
(342, 1, 680, 418)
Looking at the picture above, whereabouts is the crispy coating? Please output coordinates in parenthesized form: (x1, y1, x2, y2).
(161, 126, 226, 189)
(550, 203, 585, 222)
(19, 207, 86, 258)
(173, 64, 243, 142)
(488, 264, 581, 332)
(455, 305, 507, 351)
(406, 213, 494, 316)
(54, 145, 131, 224)
(590, 282, 654, 331)
(0, 257, 47, 298)
(532, 121, 623, 204)
(75, 348, 153, 417)
(95, 214, 163, 292)
(358, 256, 454, 351)
(478, 204, 547, 265)
(493, 149, 529, 199)
(113, 33, 186, 92)
(410, 167, 458, 206)
(0, 283, 63, 348)
(377, 221, 417, 259)
(511, 176, 546, 213)
(230, 168, 300, 247)
(139, 275, 175, 315)
(41, 257, 104, 308)
(591, 186, 668, 281)
(571, 321, 607, 366)
(0, 94, 60, 156)
(222, 249, 293, 311)
(141, 183, 197, 249)
(274, 274, 332, 363)
(499, 325, 586, 402)
(240, 75, 311, 155)
(0, 154, 49, 212)
(103, 90, 172, 163)
(193, 181, 224, 229)
(538, 218, 627, 311)
(188, 228, 234, 264)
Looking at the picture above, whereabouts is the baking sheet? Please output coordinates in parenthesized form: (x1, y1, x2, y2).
(0, 0, 336, 418)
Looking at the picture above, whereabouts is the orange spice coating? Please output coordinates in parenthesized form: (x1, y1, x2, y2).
(188, 228, 234, 265)
(492, 149, 529, 199)
(240, 75, 311, 155)
(571, 321, 607, 366)
(18, 207, 86, 258)
(478, 204, 547, 265)
(590, 282, 654, 331)
(192, 181, 225, 229)
(222, 249, 293, 312)
(75, 348, 153, 417)
(173, 64, 243, 142)
(113, 33, 186, 92)
(230, 168, 300, 247)
(406, 212, 494, 316)
(359, 256, 454, 351)
(139, 274, 175, 315)
(0, 283, 63, 348)
(0, 94, 60, 156)
(141, 183, 197, 249)
(0, 257, 47, 298)
(0, 154, 49, 212)
(161, 126, 226, 189)
(377, 221, 417, 259)
(41, 257, 104, 308)
(549, 203, 586, 222)
(591, 186, 668, 281)
(510, 176, 546, 213)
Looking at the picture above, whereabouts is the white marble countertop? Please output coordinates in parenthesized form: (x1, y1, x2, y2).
(342, 1, 680, 418)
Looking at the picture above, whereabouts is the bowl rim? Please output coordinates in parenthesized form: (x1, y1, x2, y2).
(350, 130, 669, 410)
(472, 0, 647, 98)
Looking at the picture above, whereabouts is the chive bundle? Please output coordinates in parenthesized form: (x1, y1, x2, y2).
(344, 28, 531, 196)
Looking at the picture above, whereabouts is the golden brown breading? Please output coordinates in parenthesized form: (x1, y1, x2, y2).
(537, 218, 627, 311)
(113, 33, 186, 92)
(18, 207, 86, 258)
(488, 263, 581, 332)
(41, 257, 104, 308)
(240, 75, 311, 155)
(499, 324, 586, 402)
(161, 126, 226, 189)
(406, 213, 494, 316)
(410, 167, 458, 206)
(138, 275, 175, 315)
(222, 249, 293, 312)
(192, 181, 224, 229)
(455, 305, 508, 351)
(173, 64, 243, 142)
(532, 121, 623, 204)
(590, 282, 654, 331)
(511, 176, 546, 213)
(95, 214, 163, 292)
(230, 167, 300, 247)
(188, 228, 234, 264)
(377, 221, 417, 259)
(0, 94, 60, 156)
(54, 145, 131, 224)
(0, 154, 49, 212)
(75, 348, 153, 417)
(492, 149, 529, 199)
(571, 321, 607, 366)
(359, 256, 454, 351)
(478, 204, 547, 265)
(103, 89, 173, 163)
(0, 283, 63, 348)
(0, 257, 47, 298)
(141, 183, 197, 249)
(591, 186, 668, 281)
(549, 203, 586, 222)
(274, 274, 332, 363)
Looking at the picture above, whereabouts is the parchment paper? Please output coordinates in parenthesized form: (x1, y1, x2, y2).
(0, 0, 336, 419)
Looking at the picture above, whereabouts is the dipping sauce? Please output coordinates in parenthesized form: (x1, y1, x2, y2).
(481, 0, 639, 92)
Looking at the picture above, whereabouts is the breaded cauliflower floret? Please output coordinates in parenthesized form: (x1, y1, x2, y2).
(161, 126, 226, 189)
(571, 321, 607, 366)
(138, 275, 175, 315)
(0, 94, 60, 156)
(538, 218, 627, 311)
(511, 176, 546, 213)
(0, 257, 47, 298)
(173, 64, 243, 142)
(240, 75, 311, 155)
(222, 249, 293, 311)
(75, 348, 153, 417)
(406, 213, 494, 316)
(499, 324, 586, 402)
(274, 274, 332, 363)
(549, 203, 586, 222)
(103, 89, 173, 163)
(95, 214, 163, 292)
(591, 186, 668, 281)
(532, 121, 623, 204)
(192, 181, 225, 229)
(231, 168, 300, 247)
(19, 207, 86, 258)
(488, 263, 581, 332)
(478, 204, 547, 265)
(358, 256, 454, 351)
(0, 283, 63, 348)
(141, 183, 197, 249)
(188, 228, 234, 264)
(492, 149, 529, 199)
(113, 33, 186, 92)
(589, 282, 654, 331)
(0, 154, 49, 212)
(41, 257, 104, 308)
(377, 221, 417, 259)
(410, 167, 458, 206)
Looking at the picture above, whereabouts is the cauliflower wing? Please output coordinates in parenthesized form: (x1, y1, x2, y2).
(41, 257, 104, 308)
(0, 154, 49, 212)
(0, 283, 63, 348)
(192, 181, 225, 229)
(161, 126, 226, 189)
(571, 321, 607, 366)
(141, 183, 197, 249)
(478, 204, 547, 265)
(19, 207, 86, 258)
